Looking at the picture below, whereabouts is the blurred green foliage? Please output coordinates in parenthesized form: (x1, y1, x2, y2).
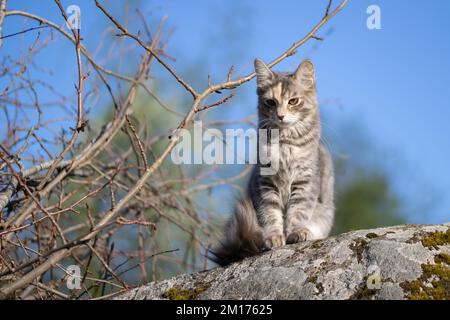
(333, 169, 405, 235)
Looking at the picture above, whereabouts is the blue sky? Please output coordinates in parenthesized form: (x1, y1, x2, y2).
(2, 0, 450, 224)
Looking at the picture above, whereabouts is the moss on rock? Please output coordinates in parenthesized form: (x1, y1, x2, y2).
(435, 252, 450, 265)
(162, 285, 209, 300)
(420, 229, 450, 249)
(306, 275, 318, 284)
(306, 274, 325, 295)
(400, 252, 450, 300)
(349, 238, 368, 263)
(365, 232, 379, 239)
(349, 277, 378, 300)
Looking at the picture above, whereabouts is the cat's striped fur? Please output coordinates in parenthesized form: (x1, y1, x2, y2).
(211, 59, 334, 266)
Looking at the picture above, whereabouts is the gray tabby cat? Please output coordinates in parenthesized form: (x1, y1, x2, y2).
(211, 59, 334, 266)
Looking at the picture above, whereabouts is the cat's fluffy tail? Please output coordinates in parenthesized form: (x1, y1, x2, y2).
(210, 196, 264, 266)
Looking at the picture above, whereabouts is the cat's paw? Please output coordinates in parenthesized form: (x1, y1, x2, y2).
(264, 233, 285, 249)
(286, 228, 313, 244)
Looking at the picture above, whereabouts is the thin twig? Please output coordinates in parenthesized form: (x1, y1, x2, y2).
(195, 93, 235, 113)
(95, 0, 198, 98)
(0, 25, 49, 40)
(125, 114, 148, 171)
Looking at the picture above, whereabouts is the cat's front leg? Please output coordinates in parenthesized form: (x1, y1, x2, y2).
(285, 179, 318, 244)
(258, 181, 285, 249)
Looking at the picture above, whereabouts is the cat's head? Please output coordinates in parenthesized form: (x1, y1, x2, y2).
(254, 59, 317, 128)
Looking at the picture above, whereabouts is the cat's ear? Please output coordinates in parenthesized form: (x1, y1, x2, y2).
(254, 58, 274, 88)
(294, 60, 315, 89)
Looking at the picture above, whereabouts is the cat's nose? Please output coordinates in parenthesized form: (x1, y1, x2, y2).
(277, 114, 285, 121)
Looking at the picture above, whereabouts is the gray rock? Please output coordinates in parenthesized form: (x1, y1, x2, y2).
(117, 223, 450, 300)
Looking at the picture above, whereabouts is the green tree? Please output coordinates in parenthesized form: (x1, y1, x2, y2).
(325, 121, 407, 235)
(332, 170, 405, 234)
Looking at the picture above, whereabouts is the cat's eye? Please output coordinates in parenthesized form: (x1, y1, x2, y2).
(288, 98, 299, 105)
(265, 99, 276, 107)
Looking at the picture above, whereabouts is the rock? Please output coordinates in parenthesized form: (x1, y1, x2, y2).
(117, 223, 450, 300)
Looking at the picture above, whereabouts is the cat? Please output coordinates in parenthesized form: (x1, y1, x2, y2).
(211, 59, 335, 266)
